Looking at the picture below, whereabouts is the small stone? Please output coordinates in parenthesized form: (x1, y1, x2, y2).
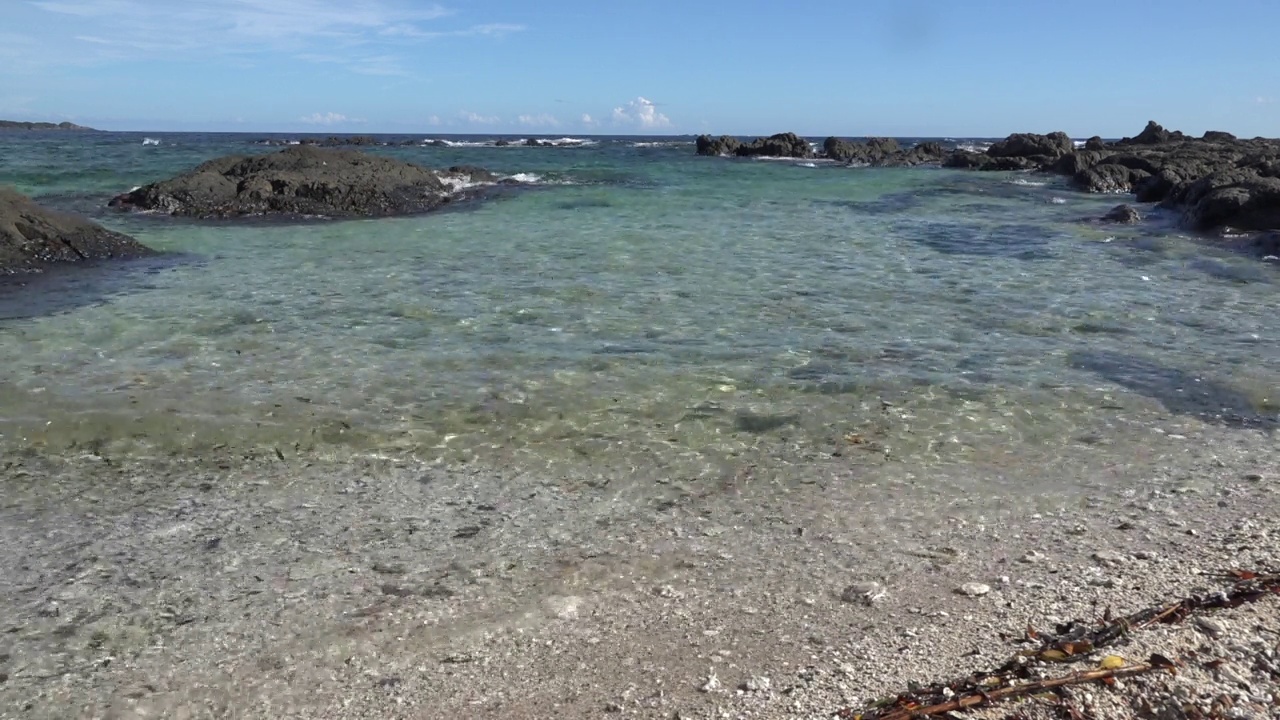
(840, 582, 886, 605)
(371, 562, 407, 575)
(956, 583, 991, 597)
(654, 585, 686, 600)
(544, 595, 583, 620)
(1134, 550, 1158, 561)
(1092, 550, 1129, 566)
(1244, 473, 1264, 482)
(1019, 551, 1047, 564)
(1194, 617, 1225, 638)
(699, 672, 722, 693)
(1088, 577, 1117, 588)
(604, 702, 623, 713)
(453, 525, 481, 539)
(741, 676, 771, 693)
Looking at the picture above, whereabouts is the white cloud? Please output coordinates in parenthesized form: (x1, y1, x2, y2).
(1257, 96, 1276, 105)
(458, 110, 499, 125)
(518, 113, 559, 128)
(300, 111, 359, 125)
(611, 96, 671, 130)
(426, 114, 442, 126)
(581, 113, 596, 127)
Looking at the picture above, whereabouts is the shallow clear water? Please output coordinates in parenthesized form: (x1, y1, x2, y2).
(1, 131, 1276, 486)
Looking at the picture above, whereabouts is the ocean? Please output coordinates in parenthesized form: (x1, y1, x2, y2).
(1, 131, 1276, 498)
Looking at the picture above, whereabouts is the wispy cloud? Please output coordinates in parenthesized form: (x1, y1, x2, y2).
(611, 97, 671, 129)
(581, 113, 597, 128)
(21, 0, 519, 75)
(379, 21, 524, 39)
(458, 110, 499, 125)
(300, 111, 361, 125)
(518, 113, 559, 128)
(1257, 96, 1276, 105)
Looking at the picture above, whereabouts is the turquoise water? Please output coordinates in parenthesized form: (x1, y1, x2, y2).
(1, 131, 1276, 484)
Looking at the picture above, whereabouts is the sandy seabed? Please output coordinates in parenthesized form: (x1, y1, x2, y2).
(1, 423, 1278, 719)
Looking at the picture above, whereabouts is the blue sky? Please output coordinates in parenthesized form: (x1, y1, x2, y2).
(2, 0, 1278, 137)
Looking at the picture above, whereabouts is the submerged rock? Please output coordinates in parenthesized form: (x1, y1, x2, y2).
(108, 146, 497, 220)
(1, 186, 154, 272)
(1102, 204, 1142, 224)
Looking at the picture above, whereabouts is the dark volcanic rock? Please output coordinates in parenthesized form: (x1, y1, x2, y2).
(1116, 120, 1188, 147)
(944, 151, 1038, 171)
(1102, 204, 1142, 224)
(1178, 171, 1280, 231)
(735, 132, 812, 158)
(987, 131, 1074, 160)
(696, 132, 812, 158)
(1044, 122, 1280, 234)
(698, 121, 1280, 241)
(695, 135, 742, 156)
(1, 186, 154, 272)
(108, 146, 492, 220)
(822, 137, 942, 166)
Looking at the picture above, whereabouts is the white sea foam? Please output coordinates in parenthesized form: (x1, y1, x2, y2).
(506, 172, 543, 183)
(141, 137, 160, 146)
(797, 162, 818, 168)
(1073, 140, 1087, 148)
(437, 174, 489, 193)
(631, 141, 691, 148)
(1048, 197, 1067, 204)
(955, 142, 993, 153)
(533, 137, 597, 147)
(1007, 178, 1047, 187)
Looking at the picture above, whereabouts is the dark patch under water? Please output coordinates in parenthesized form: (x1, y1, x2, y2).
(0, 254, 194, 322)
(899, 221, 1059, 260)
(1067, 349, 1275, 428)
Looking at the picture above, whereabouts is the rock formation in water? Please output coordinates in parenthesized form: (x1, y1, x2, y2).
(696, 132, 946, 166)
(695, 121, 1280, 239)
(108, 145, 500, 220)
(1, 186, 154, 272)
(1047, 121, 1280, 233)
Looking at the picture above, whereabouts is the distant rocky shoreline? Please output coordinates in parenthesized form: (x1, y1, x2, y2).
(0, 119, 95, 131)
(696, 122, 1280, 255)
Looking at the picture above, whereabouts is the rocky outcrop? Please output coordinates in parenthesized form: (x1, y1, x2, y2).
(1115, 121, 1188, 147)
(987, 131, 1074, 160)
(693, 121, 1280, 238)
(108, 146, 500, 220)
(695, 133, 812, 158)
(695, 135, 742, 156)
(823, 136, 944, 166)
(697, 133, 943, 165)
(1, 186, 154, 272)
(1041, 121, 1280, 233)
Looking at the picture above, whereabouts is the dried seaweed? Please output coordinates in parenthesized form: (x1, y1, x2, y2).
(835, 570, 1280, 720)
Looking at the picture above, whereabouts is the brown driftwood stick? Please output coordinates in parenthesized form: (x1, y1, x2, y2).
(851, 662, 1163, 720)
(837, 570, 1280, 720)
